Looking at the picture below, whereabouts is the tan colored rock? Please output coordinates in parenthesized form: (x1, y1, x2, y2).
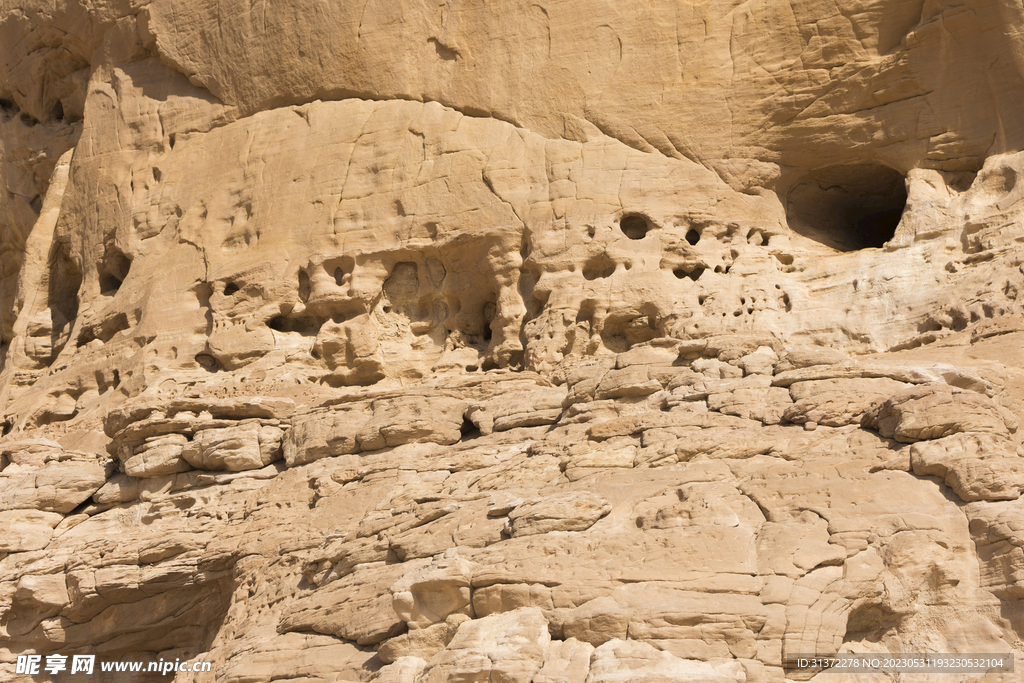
(586, 639, 746, 683)
(492, 388, 565, 432)
(506, 491, 612, 537)
(862, 384, 1017, 442)
(182, 422, 283, 471)
(14, 573, 69, 611)
(279, 563, 407, 645)
(91, 473, 173, 504)
(358, 396, 468, 451)
(391, 555, 476, 629)
(122, 433, 192, 478)
(773, 346, 850, 374)
(373, 657, 428, 683)
(0, 439, 63, 469)
(0, 510, 63, 551)
(284, 406, 367, 466)
(1, 459, 106, 512)
(377, 613, 469, 664)
(911, 433, 1024, 501)
(7, 0, 1024, 678)
(419, 607, 550, 683)
(738, 346, 778, 376)
(708, 385, 793, 425)
(534, 638, 595, 683)
(784, 377, 910, 427)
(564, 584, 766, 657)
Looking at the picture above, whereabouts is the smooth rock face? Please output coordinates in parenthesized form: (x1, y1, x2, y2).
(4, 2, 1024, 682)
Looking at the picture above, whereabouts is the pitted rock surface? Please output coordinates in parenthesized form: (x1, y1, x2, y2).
(4, 2, 1024, 682)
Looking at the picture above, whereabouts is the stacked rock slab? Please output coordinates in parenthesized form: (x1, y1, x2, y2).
(4, 1, 1024, 682)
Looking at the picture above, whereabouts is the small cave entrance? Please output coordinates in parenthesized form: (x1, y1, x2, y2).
(786, 164, 907, 251)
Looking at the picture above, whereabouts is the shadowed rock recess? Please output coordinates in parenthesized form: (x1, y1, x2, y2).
(6, 0, 1024, 681)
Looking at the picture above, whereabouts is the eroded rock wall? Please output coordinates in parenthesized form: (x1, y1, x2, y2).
(4, 1, 1024, 682)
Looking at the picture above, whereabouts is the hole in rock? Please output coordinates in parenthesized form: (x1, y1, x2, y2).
(78, 313, 131, 347)
(620, 214, 652, 240)
(947, 171, 977, 193)
(168, 133, 176, 149)
(843, 602, 902, 643)
(383, 262, 420, 305)
(195, 353, 221, 371)
(787, 164, 907, 251)
(0, 98, 16, 117)
(673, 265, 705, 281)
(685, 229, 701, 245)
(99, 272, 123, 294)
(481, 302, 497, 343)
(51, 100, 64, 121)
(268, 316, 321, 336)
(747, 228, 769, 246)
(223, 282, 239, 296)
(98, 247, 131, 295)
(583, 255, 616, 280)
(48, 243, 82, 354)
(460, 416, 480, 439)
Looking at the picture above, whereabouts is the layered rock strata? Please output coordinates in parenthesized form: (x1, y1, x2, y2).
(4, 1, 1024, 682)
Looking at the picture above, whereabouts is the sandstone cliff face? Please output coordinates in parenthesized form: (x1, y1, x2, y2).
(3, 1, 1024, 682)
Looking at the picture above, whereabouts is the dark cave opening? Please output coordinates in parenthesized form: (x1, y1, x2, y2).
(620, 214, 652, 240)
(786, 164, 907, 251)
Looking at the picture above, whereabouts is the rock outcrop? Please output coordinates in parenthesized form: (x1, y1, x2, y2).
(4, 1, 1024, 682)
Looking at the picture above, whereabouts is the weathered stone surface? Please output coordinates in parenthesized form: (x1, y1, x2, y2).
(862, 385, 1018, 442)
(4, 1, 1024, 680)
(182, 422, 283, 471)
(283, 407, 366, 466)
(587, 639, 746, 683)
(358, 397, 468, 452)
(784, 377, 910, 427)
(391, 556, 476, 630)
(377, 613, 469, 664)
(122, 434, 193, 478)
(0, 510, 63, 551)
(1, 459, 106, 512)
(419, 608, 550, 683)
(911, 433, 1024, 502)
(506, 491, 612, 537)
(0, 439, 63, 469)
(279, 563, 407, 645)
